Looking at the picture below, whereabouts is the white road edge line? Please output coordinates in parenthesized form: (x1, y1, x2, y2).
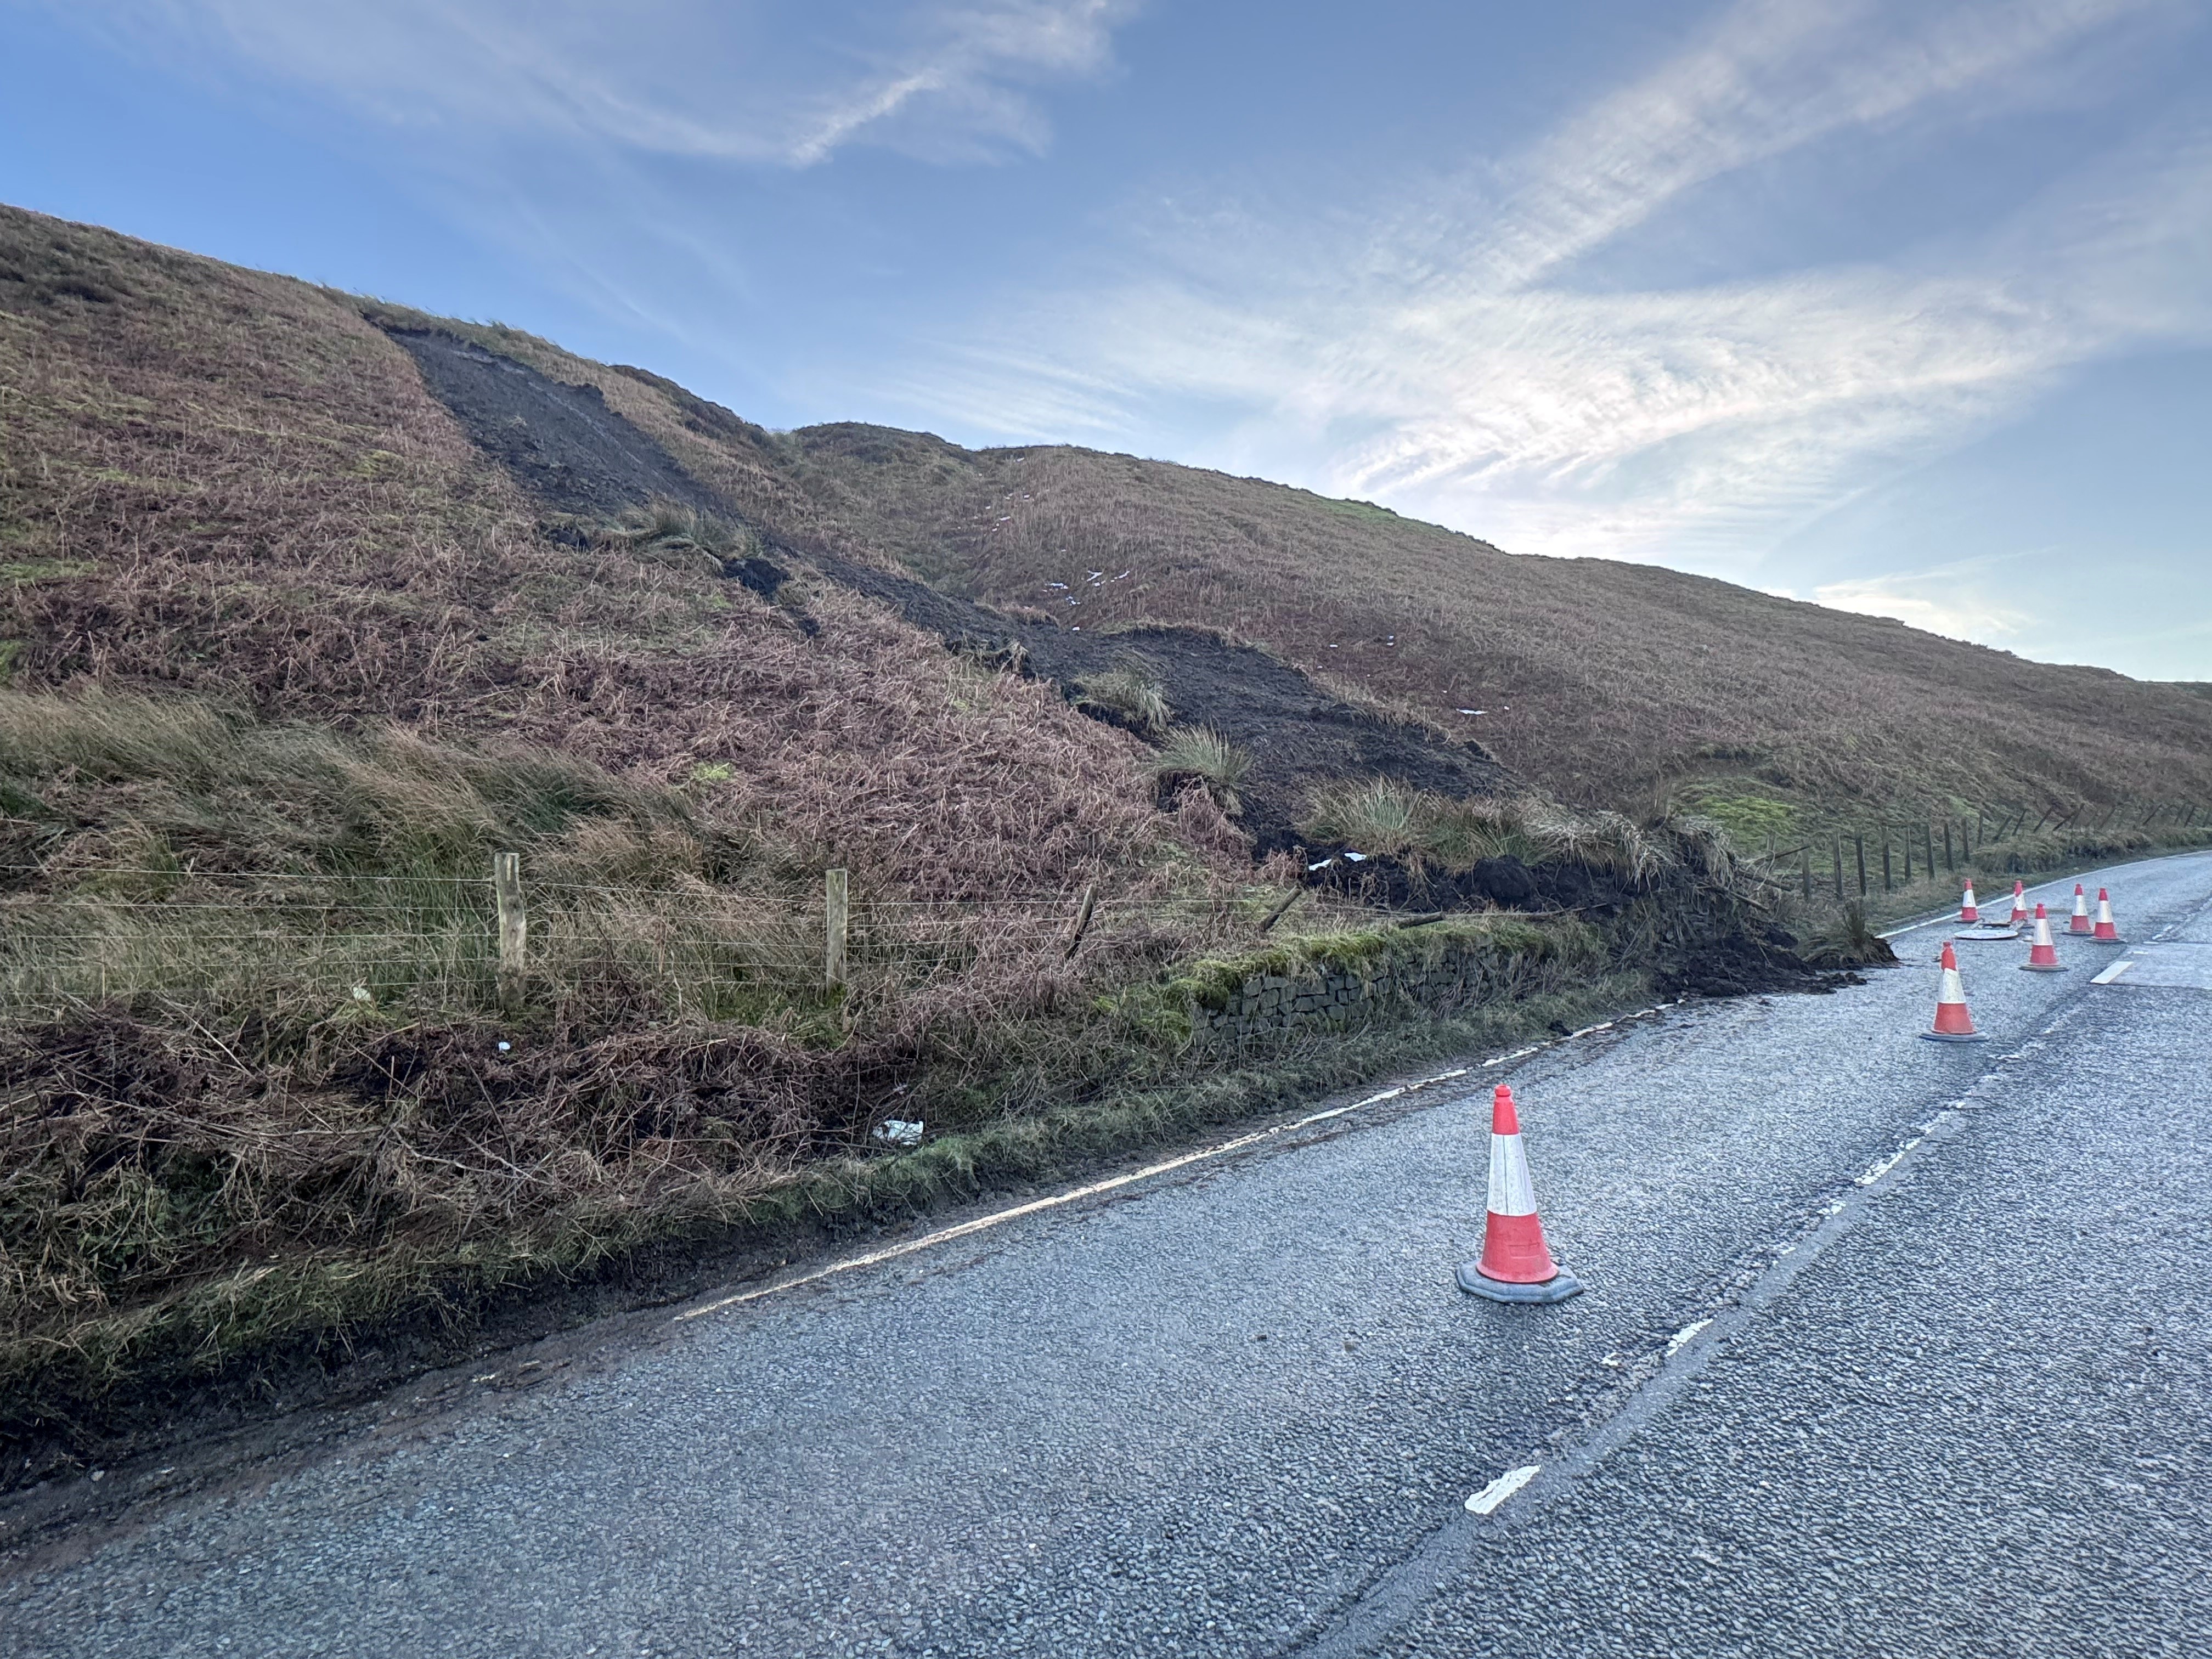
(673, 1012, 1677, 1324)
(1663, 1319, 1712, 1358)
(1465, 1465, 1542, 1515)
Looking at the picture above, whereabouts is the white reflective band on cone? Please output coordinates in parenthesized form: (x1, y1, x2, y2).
(1487, 1131, 1538, 1216)
(1937, 967, 1968, 1002)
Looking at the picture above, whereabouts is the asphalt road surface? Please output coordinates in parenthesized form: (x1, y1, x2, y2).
(5, 854, 2209, 1658)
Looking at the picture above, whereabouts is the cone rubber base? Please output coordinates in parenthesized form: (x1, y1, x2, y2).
(2019, 962, 2064, 973)
(1920, 1029, 1988, 1043)
(2089, 936, 2127, 946)
(1953, 927, 2020, 942)
(1457, 1262, 1584, 1303)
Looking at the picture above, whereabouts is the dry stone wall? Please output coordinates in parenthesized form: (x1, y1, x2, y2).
(1198, 938, 1573, 1044)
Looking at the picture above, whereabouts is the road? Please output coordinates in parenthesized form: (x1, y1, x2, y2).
(4, 853, 2209, 1657)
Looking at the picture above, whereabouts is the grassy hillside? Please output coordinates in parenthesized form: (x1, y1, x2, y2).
(1, 200, 2192, 1446)
(0, 204, 1252, 1420)
(1, 204, 1777, 1437)
(766, 427, 2212, 832)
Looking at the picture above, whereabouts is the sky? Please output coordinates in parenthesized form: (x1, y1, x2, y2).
(4, 0, 2209, 680)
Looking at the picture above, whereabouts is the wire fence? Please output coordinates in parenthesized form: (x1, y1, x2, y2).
(0, 862, 1273, 1019)
(1742, 798, 2209, 903)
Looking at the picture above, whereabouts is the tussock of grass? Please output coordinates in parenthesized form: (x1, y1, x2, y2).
(596, 499, 758, 574)
(1075, 659, 1172, 734)
(1300, 781, 1703, 888)
(1146, 726, 1252, 814)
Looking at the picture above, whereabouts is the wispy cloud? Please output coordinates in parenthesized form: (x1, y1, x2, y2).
(39, 0, 1136, 166)
(898, 0, 2209, 583)
(1814, 562, 2035, 642)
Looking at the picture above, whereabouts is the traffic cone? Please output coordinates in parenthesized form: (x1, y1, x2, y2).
(2090, 888, 2125, 944)
(1957, 879, 1980, 925)
(1457, 1085, 1583, 1304)
(1922, 940, 1988, 1042)
(2067, 883, 2092, 935)
(2022, 902, 2063, 972)
(2005, 881, 2029, 927)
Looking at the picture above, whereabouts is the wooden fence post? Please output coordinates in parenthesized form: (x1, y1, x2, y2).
(1063, 883, 1099, 958)
(493, 851, 526, 1013)
(1832, 839, 1845, 902)
(1943, 821, 1954, 872)
(1854, 835, 1867, 898)
(1257, 886, 1303, 934)
(1800, 847, 1813, 900)
(1923, 823, 1936, 879)
(824, 868, 848, 990)
(1882, 836, 1893, 893)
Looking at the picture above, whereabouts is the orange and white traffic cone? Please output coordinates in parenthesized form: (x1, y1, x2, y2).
(2022, 902, 2063, 973)
(2005, 881, 2029, 927)
(2067, 883, 2092, 935)
(1957, 879, 1980, 925)
(1922, 940, 1988, 1042)
(1457, 1085, 1583, 1304)
(2090, 888, 2125, 943)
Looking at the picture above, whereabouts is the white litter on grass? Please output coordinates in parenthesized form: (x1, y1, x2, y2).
(1457, 709, 1487, 716)
(350, 985, 371, 1003)
(873, 1119, 926, 1149)
(1465, 1465, 1541, 1515)
(1664, 1319, 1713, 1358)
(1344, 851, 1369, 863)
(1308, 857, 1338, 872)
(495, 1041, 511, 1053)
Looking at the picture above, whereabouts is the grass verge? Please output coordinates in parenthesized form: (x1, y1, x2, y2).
(3, 962, 1644, 1469)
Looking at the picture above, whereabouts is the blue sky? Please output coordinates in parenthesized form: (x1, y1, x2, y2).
(5, 0, 2209, 680)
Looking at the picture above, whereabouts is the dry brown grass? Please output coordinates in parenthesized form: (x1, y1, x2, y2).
(0, 205, 1294, 1406)
(768, 430, 2212, 823)
(0, 206, 1220, 907)
(0, 202, 1915, 1416)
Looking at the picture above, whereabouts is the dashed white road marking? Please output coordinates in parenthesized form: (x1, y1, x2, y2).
(1663, 1319, 1713, 1358)
(2091, 958, 2136, 985)
(1855, 1137, 1922, 1186)
(1465, 1465, 1542, 1515)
